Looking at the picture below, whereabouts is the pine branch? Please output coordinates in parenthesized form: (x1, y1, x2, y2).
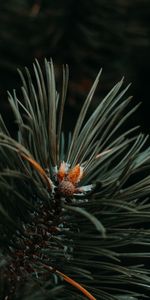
(0, 59, 150, 299)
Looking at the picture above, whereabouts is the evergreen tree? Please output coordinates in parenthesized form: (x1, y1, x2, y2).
(0, 59, 150, 299)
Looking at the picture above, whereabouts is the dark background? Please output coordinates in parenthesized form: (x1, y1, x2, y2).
(0, 0, 150, 134)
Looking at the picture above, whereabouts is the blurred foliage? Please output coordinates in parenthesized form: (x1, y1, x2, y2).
(0, 0, 149, 120)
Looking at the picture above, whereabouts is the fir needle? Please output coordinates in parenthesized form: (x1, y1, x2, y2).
(21, 153, 53, 190)
(43, 264, 96, 299)
(56, 269, 96, 300)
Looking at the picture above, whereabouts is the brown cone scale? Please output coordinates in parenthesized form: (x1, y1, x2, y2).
(58, 180, 75, 197)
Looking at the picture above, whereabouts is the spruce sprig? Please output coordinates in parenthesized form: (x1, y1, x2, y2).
(0, 59, 150, 299)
